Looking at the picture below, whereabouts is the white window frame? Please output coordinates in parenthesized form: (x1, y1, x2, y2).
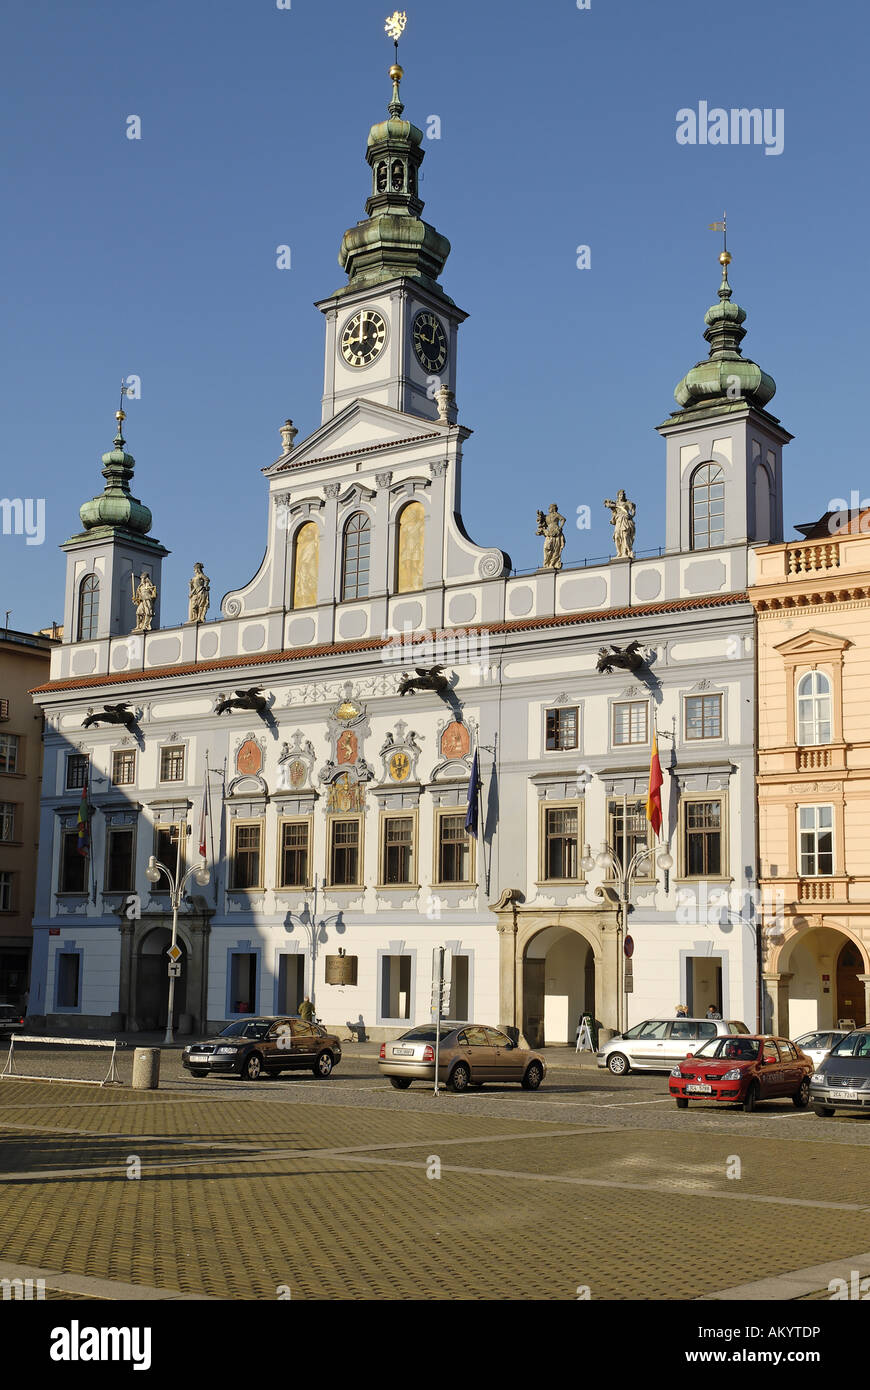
(798, 804, 835, 877)
(796, 670, 832, 747)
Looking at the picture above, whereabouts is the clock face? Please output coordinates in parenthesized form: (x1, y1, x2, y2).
(341, 310, 387, 368)
(412, 311, 448, 373)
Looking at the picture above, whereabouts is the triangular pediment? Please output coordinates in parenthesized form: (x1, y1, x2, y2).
(263, 399, 449, 477)
(773, 628, 852, 658)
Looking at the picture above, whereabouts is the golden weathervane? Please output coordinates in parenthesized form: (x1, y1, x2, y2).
(385, 11, 407, 43)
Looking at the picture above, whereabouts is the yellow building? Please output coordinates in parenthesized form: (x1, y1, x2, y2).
(751, 512, 870, 1035)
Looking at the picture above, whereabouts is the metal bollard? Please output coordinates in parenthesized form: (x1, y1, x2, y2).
(132, 1047, 160, 1090)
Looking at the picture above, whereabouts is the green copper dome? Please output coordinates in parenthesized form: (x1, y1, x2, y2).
(76, 430, 153, 537)
(674, 257, 776, 411)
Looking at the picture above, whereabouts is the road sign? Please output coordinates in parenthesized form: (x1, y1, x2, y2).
(624, 957, 634, 993)
(168, 962, 181, 978)
(624, 935, 634, 958)
(167, 944, 182, 963)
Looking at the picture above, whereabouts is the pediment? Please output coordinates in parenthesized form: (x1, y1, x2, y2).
(264, 398, 445, 476)
(773, 629, 852, 658)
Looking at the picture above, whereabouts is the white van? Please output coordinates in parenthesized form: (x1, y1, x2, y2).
(598, 1016, 750, 1075)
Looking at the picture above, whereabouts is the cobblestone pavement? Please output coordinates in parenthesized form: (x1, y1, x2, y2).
(1, 1046, 868, 1300)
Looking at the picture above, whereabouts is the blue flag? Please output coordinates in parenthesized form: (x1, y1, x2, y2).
(465, 750, 480, 840)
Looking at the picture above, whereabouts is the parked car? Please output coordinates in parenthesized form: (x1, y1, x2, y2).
(792, 1030, 850, 1071)
(0, 1004, 25, 1038)
(379, 1023, 546, 1092)
(669, 1034, 813, 1111)
(810, 1026, 870, 1116)
(598, 1016, 750, 1075)
(182, 1016, 342, 1080)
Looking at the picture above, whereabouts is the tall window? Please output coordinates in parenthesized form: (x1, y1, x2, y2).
(77, 574, 100, 641)
(232, 823, 262, 890)
(613, 701, 648, 747)
(0, 803, 15, 842)
(0, 734, 20, 774)
(330, 819, 361, 886)
(395, 501, 424, 593)
(154, 825, 182, 883)
(690, 463, 726, 550)
(797, 672, 832, 746)
(683, 799, 723, 877)
(545, 707, 578, 751)
(66, 754, 90, 790)
(342, 512, 371, 600)
(799, 806, 834, 876)
(543, 805, 579, 880)
(59, 830, 88, 893)
(685, 694, 722, 740)
(381, 815, 414, 885)
(105, 827, 135, 893)
(436, 812, 472, 885)
(608, 799, 651, 873)
(56, 953, 80, 1009)
(292, 521, 319, 609)
(0, 872, 11, 911)
(279, 821, 310, 888)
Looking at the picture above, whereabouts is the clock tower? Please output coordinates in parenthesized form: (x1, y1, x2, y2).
(316, 61, 466, 424)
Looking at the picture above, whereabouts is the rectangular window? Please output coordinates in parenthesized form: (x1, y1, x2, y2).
(112, 749, 136, 785)
(543, 805, 579, 881)
(279, 820, 310, 888)
(0, 803, 16, 842)
(105, 826, 135, 893)
(66, 753, 90, 790)
(799, 805, 834, 876)
(159, 746, 185, 782)
(230, 953, 257, 1013)
(59, 830, 88, 893)
(437, 812, 471, 884)
(613, 701, 648, 746)
(56, 953, 80, 1009)
(684, 694, 722, 741)
(545, 706, 578, 751)
(382, 815, 414, 885)
(232, 823, 262, 890)
(154, 825, 182, 883)
(607, 798, 651, 873)
(683, 799, 723, 877)
(0, 734, 20, 774)
(330, 819, 360, 886)
(0, 872, 12, 912)
(381, 953, 411, 1020)
(0, 699, 9, 721)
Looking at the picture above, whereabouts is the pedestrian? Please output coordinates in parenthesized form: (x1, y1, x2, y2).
(299, 995, 314, 1022)
(675, 1004, 688, 1017)
(706, 1004, 721, 1019)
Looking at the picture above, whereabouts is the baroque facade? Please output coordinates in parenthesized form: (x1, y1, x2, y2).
(28, 64, 791, 1040)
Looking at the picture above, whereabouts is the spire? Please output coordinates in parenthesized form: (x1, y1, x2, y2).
(673, 247, 776, 413)
(73, 396, 155, 540)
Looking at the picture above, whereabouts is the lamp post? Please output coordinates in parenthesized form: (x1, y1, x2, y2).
(581, 831, 673, 1035)
(145, 854, 210, 1044)
(283, 876, 342, 1017)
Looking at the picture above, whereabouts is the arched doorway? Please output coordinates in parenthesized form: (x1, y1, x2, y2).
(134, 927, 187, 1031)
(523, 927, 595, 1047)
(777, 926, 868, 1035)
(836, 941, 865, 1028)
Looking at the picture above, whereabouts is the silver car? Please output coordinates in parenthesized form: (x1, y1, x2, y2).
(792, 1029, 850, 1072)
(810, 1026, 870, 1115)
(378, 1022, 546, 1092)
(598, 1016, 750, 1075)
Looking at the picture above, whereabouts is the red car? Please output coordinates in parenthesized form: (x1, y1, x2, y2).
(669, 1034, 813, 1112)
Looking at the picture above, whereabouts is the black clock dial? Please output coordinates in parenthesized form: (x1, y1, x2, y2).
(412, 311, 448, 373)
(340, 310, 387, 367)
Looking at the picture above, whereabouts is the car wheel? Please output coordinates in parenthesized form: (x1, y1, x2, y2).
(607, 1052, 630, 1076)
(190, 1069, 209, 1079)
(313, 1050, 334, 1078)
(742, 1081, 759, 1113)
(240, 1052, 263, 1081)
(792, 1077, 811, 1108)
(522, 1062, 544, 1091)
(814, 1105, 836, 1117)
(263, 1069, 282, 1079)
(449, 1062, 470, 1092)
(389, 1077, 412, 1090)
(675, 1098, 689, 1109)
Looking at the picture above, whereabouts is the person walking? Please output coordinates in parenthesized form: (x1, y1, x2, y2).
(299, 995, 315, 1022)
(706, 1004, 721, 1019)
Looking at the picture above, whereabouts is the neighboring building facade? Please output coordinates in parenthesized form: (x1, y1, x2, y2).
(29, 66, 790, 1039)
(752, 511, 870, 1035)
(0, 627, 56, 1003)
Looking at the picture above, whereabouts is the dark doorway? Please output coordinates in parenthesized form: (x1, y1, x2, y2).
(523, 959, 545, 1048)
(837, 941, 866, 1027)
(278, 955, 304, 1014)
(135, 928, 187, 1030)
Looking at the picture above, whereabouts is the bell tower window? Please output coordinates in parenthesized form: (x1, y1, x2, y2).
(391, 159, 404, 192)
(77, 574, 100, 641)
(690, 463, 726, 550)
(376, 161, 387, 194)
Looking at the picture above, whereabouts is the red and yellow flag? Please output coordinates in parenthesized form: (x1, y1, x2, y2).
(646, 730, 663, 836)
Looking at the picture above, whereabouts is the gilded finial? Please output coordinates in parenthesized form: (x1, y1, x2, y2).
(385, 11, 407, 116)
(385, 11, 407, 43)
(115, 379, 130, 445)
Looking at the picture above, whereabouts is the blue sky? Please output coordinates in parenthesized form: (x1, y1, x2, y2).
(1, 0, 865, 633)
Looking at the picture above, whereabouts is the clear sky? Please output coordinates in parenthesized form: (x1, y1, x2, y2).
(1, 0, 866, 633)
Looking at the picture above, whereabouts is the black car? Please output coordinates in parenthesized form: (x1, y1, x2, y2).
(0, 1005, 25, 1038)
(182, 1015, 342, 1081)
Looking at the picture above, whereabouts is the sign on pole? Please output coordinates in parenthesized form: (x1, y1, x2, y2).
(168, 962, 181, 978)
(167, 944, 182, 963)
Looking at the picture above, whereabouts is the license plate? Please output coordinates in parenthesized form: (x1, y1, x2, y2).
(830, 1089, 859, 1100)
(393, 1047, 414, 1057)
(686, 1084, 712, 1094)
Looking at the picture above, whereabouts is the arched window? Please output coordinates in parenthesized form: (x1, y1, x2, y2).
(690, 463, 725, 550)
(292, 522, 319, 609)
(77, 574, 100, 641)
(395, 501, 424, 593)
(342, 512, 371, 601)
(797, 671, 832, 746)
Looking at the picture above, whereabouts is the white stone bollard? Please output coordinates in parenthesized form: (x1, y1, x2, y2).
(132, 1047, 160, 1090)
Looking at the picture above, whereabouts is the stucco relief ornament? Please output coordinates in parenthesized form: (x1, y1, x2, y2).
(604, 489, 637, 559)
(536, 504, 566, 570)
(187, 563, 210, 624)
(277, 731, 317, 792)
(379, 721, 423, 783)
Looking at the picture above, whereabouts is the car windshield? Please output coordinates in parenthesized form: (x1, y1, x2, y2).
(829, 1032, 870, 1058)
(219, 1020, 271, 1040)
(397, 1026, 455, 1042)
(693, 1037, 761, 1061)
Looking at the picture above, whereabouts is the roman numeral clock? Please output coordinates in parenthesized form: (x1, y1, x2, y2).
(340, 309, 388, 368)
(412, 310, 448, 374)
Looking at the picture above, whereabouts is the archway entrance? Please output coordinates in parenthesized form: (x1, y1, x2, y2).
(779, 926, 868, 1035)
(134, 927, 187, 1031)
(837, 941, 865, 1028)
(523, 927, 595, 1047)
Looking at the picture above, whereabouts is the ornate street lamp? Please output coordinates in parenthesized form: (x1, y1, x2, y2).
(283, 876, 343, 1017)
(145, 854, 210, 1044)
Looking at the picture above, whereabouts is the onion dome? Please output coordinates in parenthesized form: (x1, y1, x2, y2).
(76, 409, 153, 536)
(674, 252, 776, 411)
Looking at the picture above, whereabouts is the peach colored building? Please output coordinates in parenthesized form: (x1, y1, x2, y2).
(751, 512, 870, 1035)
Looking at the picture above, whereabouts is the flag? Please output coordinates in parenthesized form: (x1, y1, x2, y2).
(646, 730, 663, 836)
(76, 780, 91, 857)
(465, 750, 480, 840)
(198, 760, 208, 860)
